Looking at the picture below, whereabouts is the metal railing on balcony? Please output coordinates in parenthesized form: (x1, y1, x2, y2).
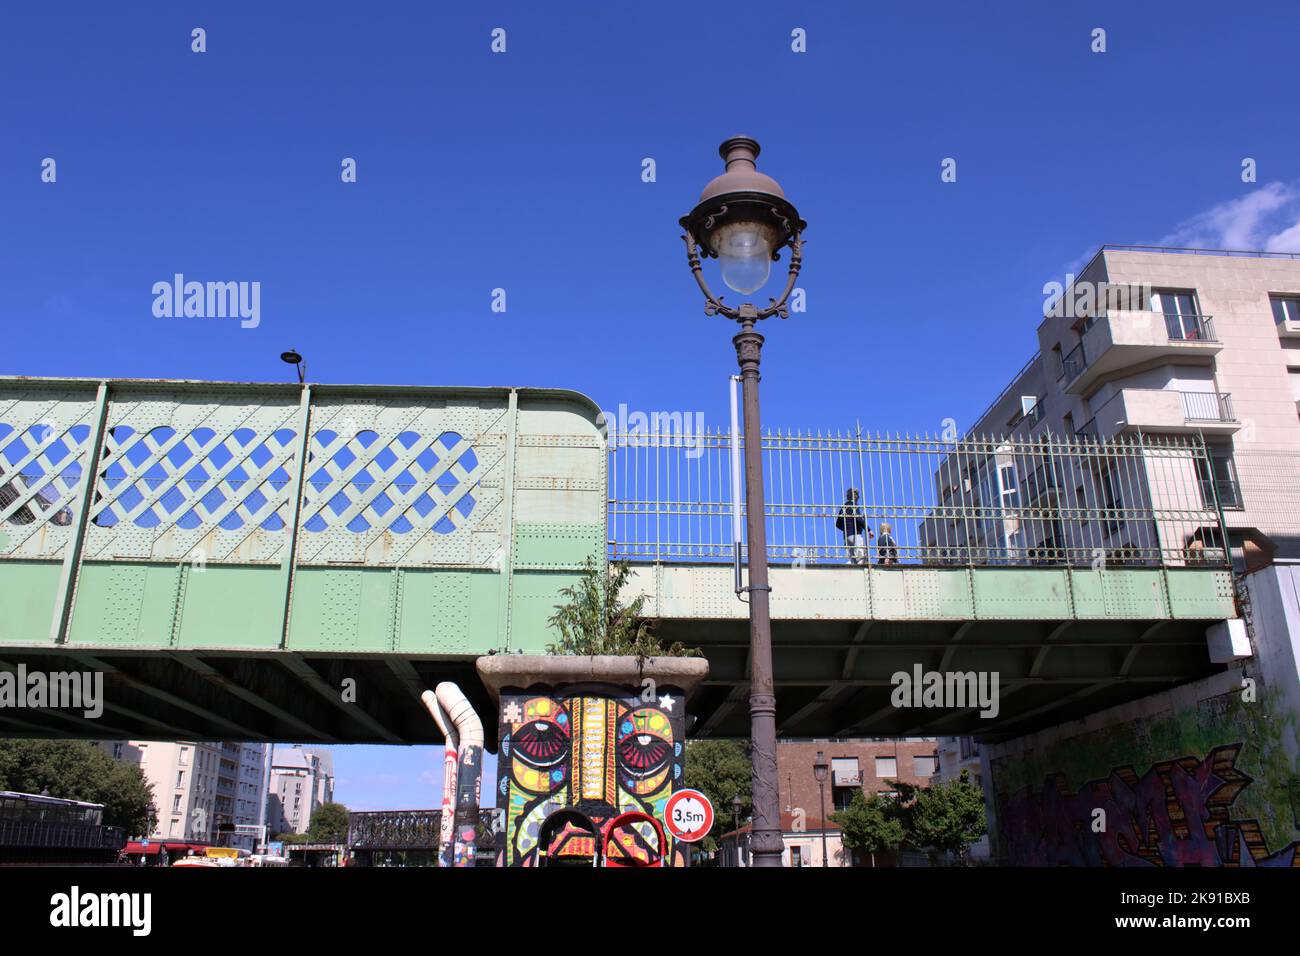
(1180, 391, 1235, 423)
(607, 429, 1228, 568)
(1164, 313, 1217, 342)
(1061, 342, 1087, 382)
(832, 770, 864, 787)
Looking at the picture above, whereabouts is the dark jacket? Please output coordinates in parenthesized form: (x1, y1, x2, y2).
(835, 504, 866, 536)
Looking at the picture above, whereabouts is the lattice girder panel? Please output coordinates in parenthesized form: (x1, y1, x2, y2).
(81, 390, 302, 563)
(296, 398, 509, 567)
(0, 384, 100, 559)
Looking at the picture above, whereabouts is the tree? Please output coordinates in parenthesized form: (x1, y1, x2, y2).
(893, 769, 987, 864)
(547, 558, 698, 658)
(0, 739, 155, 837)
(682, 739, 751, 855)
(306, 801, 350, 844)
(831, 790, 905, 866)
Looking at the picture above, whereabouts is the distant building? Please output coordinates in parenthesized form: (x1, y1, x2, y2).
(97, 740, 269, 850)
(132, 741, 223, 842)
(778, 738, 938, 816)
(268, 745, 334, 836)
(719, 811, 843, 867)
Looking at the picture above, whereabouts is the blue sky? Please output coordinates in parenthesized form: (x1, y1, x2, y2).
(5, 1, 1300, 809)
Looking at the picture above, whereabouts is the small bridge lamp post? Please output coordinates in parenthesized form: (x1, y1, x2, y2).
(680, 137, 805, 868)
(280, 349, 306, 384)
(813, 750, 830, 866)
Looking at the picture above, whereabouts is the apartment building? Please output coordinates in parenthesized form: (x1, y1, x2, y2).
(267, 745, 334, 837)
(133, 741, 223, 842)
(96, 740, 270, 849)
(939, 246, 1300, 865)
(932, 246, 1300, 569)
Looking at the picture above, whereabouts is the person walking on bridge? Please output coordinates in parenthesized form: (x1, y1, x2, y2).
(835, 488, 872, 566)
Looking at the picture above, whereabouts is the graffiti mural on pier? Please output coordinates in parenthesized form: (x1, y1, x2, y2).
(997, 744, 1299, 866)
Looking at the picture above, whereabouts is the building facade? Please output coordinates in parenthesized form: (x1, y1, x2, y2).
(952, 246, 1300, 569)
(267, 745, 334, 837)
(132, 741, 223, 842)
(949, 246, 1300, 865)
(720, 811, 845, 868)
(778, 738, 939, 819)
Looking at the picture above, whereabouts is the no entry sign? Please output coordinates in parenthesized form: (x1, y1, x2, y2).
(664, 789, 714, 842)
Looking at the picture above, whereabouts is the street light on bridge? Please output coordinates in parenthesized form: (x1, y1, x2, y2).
(679, 137, 805, 868)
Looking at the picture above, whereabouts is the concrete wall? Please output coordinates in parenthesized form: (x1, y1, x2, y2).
(983, 563, 1300, 866)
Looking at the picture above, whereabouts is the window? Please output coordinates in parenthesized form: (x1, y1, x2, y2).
(172, 794, 182, 813)
(914, 754, 938, 777)
(875, 756, 897, 779)
(959, 737, 980, 759)
(176, 770, 184, 787)
(178, 747, 188, 766)
(1052, 344, 1064, 379)
(1271, 295, 1300, 325)
(1151, 289, 1203, 340)
(1095, 464, 1123, 535)
(831, 757, 860, 785)
(1197, 449, 1242, 510)
(790, 846, 803, 868)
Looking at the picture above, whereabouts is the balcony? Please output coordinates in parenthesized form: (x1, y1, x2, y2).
(1088, 389, 1239, 439)
(832, 769, 863, 787)
(1062, 312, 1221, 394)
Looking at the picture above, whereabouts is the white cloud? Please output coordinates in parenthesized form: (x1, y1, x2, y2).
(1156, 182, 1300, 252)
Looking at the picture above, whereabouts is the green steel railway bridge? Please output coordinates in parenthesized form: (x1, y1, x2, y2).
(0, 377, 1239, 743)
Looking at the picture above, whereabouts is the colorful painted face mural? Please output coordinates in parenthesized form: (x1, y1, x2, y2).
(496, 690, 686, 866)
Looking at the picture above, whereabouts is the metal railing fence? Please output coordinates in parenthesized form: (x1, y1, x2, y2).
(607, 429, 1229, 569)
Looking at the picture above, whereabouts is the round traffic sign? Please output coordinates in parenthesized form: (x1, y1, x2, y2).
(664, 789, 714, 842)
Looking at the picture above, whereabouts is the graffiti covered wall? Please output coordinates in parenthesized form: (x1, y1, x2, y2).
(495, 687, 686, 866)
(990, 674, 1299, 866)
(989, 564, 1300, 867)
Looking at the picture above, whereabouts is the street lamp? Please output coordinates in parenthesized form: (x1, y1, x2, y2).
(280, 349, 305, 384)
(731, 794, 743, 868)
(680, 137, 805, 868)
(812, 750, 830, 867)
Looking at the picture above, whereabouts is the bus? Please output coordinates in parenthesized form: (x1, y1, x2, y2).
(0, 790, 126, 864)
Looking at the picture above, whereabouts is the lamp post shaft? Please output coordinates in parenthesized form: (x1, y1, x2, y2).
(819, 783, 829, 866)
(734, 312, 782, 867)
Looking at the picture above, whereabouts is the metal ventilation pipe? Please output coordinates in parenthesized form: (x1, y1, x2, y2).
(434, 682, 484, 867)
(420, 690, 460, 867)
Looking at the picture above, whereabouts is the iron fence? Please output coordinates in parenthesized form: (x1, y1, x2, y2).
(607, 429, 1229, 568)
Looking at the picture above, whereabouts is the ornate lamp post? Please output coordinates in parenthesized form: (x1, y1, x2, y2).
(813, 750, 830, 867)
(730, 793, 743, 867)
(680, 137, 805, 868)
